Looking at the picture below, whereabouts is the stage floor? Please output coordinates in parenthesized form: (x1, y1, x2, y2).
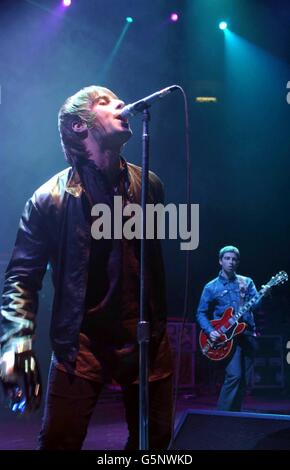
(0, 389, 289, 450)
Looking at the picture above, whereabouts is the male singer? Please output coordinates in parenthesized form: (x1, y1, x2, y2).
(0, 85, 173, 449)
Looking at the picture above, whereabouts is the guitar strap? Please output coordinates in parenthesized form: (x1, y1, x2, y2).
(237, 275, 248, 307)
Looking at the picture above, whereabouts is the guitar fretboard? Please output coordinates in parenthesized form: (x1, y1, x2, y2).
(235, 287, 267, 320)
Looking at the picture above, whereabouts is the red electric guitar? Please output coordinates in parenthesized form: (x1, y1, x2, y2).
(199, 271, 288, 361)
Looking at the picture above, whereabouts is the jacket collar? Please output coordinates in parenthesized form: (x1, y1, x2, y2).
(65, 167, 83, 198)
(65, 156, 131, 198)
(218, 270, 237, 284)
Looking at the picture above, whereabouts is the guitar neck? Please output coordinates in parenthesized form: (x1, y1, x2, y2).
(232, 271, 287, 321)
(235, 288, 266, 320)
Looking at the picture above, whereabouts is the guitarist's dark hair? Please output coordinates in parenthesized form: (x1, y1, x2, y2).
(219, 245, 240, 260)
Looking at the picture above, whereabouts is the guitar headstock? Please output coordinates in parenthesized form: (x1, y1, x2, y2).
(267, 271, 288, 288)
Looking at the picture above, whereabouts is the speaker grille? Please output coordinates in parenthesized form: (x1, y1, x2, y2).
(171, 409, 290, 450)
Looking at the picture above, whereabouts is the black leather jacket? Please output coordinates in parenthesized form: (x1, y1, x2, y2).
(0, 162, 167, 362)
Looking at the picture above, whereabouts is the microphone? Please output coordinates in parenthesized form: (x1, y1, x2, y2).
(119, 85, 179, 119)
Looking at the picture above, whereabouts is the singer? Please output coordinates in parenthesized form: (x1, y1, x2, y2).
(0, 85, 173, 450)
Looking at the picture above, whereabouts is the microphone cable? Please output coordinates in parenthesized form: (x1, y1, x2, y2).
(167, 85, 193, 450)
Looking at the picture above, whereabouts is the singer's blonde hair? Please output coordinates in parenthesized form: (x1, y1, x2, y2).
(58, 85, 118, 165)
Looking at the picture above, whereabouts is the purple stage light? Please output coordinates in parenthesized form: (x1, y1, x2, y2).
(63, 0, 71, 7)
(170, 13, 179, 22)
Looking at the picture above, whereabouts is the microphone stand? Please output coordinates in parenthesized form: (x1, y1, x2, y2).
(138, 107, 150, 450)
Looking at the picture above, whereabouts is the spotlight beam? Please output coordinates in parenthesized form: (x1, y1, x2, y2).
(99, 20, 133, 81)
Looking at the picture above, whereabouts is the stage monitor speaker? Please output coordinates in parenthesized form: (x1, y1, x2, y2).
(170, 409, 290, 450)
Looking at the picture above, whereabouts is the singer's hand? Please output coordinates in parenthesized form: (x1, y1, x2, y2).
(0, 350, 42, 413)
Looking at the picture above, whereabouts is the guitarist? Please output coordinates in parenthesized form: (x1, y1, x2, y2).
(196, 245, 258, 411)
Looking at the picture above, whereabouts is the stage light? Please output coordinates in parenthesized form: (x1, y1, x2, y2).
(63, 0, 71, 6)
(219, 21, 228, 30)
(170, 13, 179, 22)
(195, 96, 217, 103)
(126, 17, 133, 23)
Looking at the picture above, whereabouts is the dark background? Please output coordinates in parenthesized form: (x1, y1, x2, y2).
(0, 0, 290, 407)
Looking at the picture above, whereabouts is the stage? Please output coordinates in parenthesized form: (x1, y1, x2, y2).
(0, 388, 289, 450)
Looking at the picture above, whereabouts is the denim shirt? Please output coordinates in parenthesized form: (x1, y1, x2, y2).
(196, 272, 257, 336)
